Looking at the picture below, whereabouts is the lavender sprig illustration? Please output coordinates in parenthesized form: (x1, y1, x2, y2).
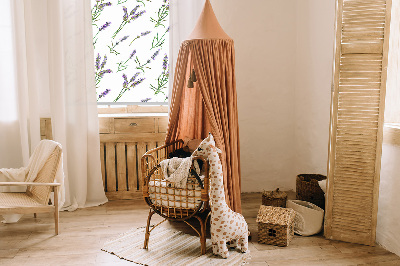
(112, 5, 146, 39)
(150, 54, 169, 97)
(92, 1, 112, 25)
(116, 49, 137, 72)
(95, 54, 113, 88)
(135, 49, 160, 72)
(92, 1, 112, 48)
(93, 21, 111, 42)
(150, 2, 169, 28)
(129, 31, 151, 46)
(98, 89, 111, 100)
(141, 97, 152, 102)
(108, 35, 129, 55)
(114, 72, 145, 102)
(151, 27, 169, 50)
(136, 0, 151, 7)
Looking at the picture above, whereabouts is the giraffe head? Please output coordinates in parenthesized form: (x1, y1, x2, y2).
(192, 133, 222, 158)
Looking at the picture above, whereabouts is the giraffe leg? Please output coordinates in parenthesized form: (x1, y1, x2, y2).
(238, 235, 249, 253)
(227, 239, 237, 249)
(212, 241, 218, 255)
(217, 241, 229, 259)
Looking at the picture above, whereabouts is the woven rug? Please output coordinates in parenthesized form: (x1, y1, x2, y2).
(102, 226, 250, 265)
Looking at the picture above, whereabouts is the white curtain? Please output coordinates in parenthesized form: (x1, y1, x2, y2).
(0, 0, 107, 211)
(169, 0, 204, 100)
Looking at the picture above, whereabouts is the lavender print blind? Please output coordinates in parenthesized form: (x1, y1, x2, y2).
(92, 0, 169, 103)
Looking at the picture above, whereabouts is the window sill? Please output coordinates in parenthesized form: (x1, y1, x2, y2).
(98, 113, 167, 118)
(97, 104, 168, 116)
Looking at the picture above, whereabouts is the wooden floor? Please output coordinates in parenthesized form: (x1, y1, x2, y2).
(1, 193, 399, 266)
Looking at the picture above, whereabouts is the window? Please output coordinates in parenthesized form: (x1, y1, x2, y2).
(92, 0, 169, 103)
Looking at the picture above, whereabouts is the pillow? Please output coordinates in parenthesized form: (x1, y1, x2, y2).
(318, 179, 327, 194)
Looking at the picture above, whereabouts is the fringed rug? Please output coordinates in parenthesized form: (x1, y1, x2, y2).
(102, 226, 250, 265)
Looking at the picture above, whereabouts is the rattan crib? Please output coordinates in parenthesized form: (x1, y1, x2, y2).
(141, 140, 210, 254)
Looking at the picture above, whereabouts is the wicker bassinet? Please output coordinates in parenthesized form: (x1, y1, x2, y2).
(141, 140, 210, 254)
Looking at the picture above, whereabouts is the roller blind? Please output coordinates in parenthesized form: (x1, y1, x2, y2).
(325, 0, 392, 245)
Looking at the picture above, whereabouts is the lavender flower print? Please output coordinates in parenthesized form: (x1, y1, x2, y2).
(108, 35, 130, 55)
(99, 21, 111, 31)
(151, 49, 160, 60)
(112, 5, 145, 39)
(129, 30, 151, 46)
(141, 97, 151, 102)
(95, 53, 101, 70)
(92, 0, 170, 102)
(114, 72, 145, 102)
(98, 88, 111, 99)
(95, 54, 112, 88)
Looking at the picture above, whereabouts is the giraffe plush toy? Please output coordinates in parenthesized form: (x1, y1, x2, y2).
(192, 133, 248, 258)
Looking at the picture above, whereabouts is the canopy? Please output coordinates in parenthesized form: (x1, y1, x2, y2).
(166, 0, 242, 212)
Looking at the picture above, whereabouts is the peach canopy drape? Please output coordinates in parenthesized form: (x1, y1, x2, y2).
(166, 38, 242, 213)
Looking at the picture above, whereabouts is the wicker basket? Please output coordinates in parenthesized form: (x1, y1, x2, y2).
(256, 205, 296, 247)
(296, 174, 326, 210)
(262, 188, 287, 208)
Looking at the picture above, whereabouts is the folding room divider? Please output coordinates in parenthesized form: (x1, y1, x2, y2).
(325, 0, 392, 245)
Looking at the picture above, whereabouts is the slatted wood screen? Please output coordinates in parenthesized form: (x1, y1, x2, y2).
(325, 0, 392, 245)
(100, 141, 165, 200)
(99, 115, 168, 200)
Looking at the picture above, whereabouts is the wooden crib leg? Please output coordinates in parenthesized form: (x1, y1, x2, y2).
(144, 209, 155, 249)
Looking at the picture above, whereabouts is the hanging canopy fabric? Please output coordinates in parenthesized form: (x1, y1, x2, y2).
(166, 36, 242, 212)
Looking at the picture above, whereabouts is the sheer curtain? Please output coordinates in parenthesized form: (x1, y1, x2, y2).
(0, 0, 107, 211)
(169, 0, 204, 100)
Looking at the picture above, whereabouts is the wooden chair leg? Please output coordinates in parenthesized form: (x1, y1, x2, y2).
(54, 186, 59, 235)
(144, 209, 155, 249)
(194, 213, 210, 255)
(199, 218, 206, 255)
(34, 213, 37, 218)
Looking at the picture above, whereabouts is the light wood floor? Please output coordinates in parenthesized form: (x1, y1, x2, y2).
(1, 193, 399, 266)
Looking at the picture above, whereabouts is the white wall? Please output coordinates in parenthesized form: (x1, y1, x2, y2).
(211, 0, 335, 192)
(377, 142, 400, 256)
(294, 1, 335, 178)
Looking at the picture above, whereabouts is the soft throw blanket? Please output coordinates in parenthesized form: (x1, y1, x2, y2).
(159, 157, 199, 188)
(0, 140, 65, 223)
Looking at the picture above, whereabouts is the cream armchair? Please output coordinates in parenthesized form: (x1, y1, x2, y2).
(0, 145, 62, 234)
